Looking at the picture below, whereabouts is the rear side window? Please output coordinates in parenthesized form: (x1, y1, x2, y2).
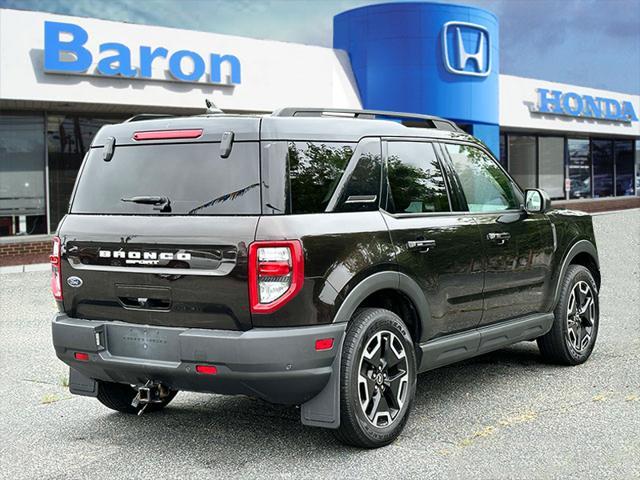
(329, 138, 382, 213)
(385, 141, 450, 214)
(444, 143, 522, 212)
(288, 142, 355, 214)
(71, 142, 261, 215)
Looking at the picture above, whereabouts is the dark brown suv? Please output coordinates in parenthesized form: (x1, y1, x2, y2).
(51, 107, 600, 448)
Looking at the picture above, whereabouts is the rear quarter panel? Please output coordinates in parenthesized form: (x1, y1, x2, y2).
(544, 208, 599, 311)
(253, 211, 395, 327)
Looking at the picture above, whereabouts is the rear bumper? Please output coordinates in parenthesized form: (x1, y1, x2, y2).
(51, 313, 346, 405)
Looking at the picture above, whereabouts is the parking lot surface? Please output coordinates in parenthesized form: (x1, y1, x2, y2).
(1, 210, 639, 479)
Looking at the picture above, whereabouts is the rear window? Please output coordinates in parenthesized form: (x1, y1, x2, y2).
(71, 142, 261, 215)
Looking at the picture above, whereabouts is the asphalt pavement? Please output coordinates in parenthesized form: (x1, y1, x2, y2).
(1, 209, 638, 479)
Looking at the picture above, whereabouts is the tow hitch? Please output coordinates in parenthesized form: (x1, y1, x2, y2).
(131, 380, 171, 416)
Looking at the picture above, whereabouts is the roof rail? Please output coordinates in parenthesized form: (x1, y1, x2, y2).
(271, 107, 462, 132)
(124, 114, 176, 123)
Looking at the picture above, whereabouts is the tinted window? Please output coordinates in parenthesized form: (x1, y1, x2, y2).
(592, 139, 614, 198)
(332, 138, 382, 212)
(386, 141, 450, 214)
(508, 135, 536, 190)
(538, 136, 565, 199)
(615, 140, 635, 196)
(0, 114, 47, 236)
(48, 115, 124, 228)
(568, 139, 591, 199)
(445, 143, 522, 212)
(288, 142, 354, 214)
(71, 142, 261, 215)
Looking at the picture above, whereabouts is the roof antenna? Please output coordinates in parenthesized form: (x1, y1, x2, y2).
(205, 98, 223, 114)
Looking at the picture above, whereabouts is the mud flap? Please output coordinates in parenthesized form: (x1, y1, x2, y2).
(68, 367, 99, 397)
(300, 338, 342, 429)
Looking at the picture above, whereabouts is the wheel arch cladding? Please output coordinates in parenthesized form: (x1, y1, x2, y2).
(569, 251, 601, 290)
(302, 271, 430, 428)
(333, 271, 431, 343)
(553, 240, 600, 309)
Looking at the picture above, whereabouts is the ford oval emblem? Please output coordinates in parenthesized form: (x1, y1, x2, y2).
(67, 276, 83, 288)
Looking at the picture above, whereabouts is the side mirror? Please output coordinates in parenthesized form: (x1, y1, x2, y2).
(524, 189, 551, 214)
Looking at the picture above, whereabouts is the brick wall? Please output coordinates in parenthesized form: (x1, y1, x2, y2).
(0, 240, 51, 267)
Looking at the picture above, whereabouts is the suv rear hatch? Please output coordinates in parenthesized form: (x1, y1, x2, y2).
(57, 116, 261, 331)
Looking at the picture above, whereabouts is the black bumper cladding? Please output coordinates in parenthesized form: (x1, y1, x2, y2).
(51, 313, 346, 406)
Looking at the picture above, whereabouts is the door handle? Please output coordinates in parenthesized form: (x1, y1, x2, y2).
(407, 239, 436, 252)
(487, 232, 511, 245)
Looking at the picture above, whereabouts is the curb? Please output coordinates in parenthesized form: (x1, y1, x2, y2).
(591, 208, 640, 216)
(0, 263, 50, 274)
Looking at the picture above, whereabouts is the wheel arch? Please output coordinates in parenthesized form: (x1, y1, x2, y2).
(552, 239, 600, 309)
(332, 271, 431, 345)
(301, 271, 429, 430)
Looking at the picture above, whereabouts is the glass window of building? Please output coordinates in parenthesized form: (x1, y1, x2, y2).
(499, 134, 507, 168)
(0, 113, 46, 237)
(614, 140, 635, 196)
(636, 141, 640, 196)
(507, 135, 537, 190)
(567, 139, 591, 199)
(592, 139, 614, 198)
(538, 137, 565, 199)
(47, 115, 124, 231)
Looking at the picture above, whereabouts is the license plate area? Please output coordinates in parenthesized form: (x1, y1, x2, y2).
(106, 324, 181, 361)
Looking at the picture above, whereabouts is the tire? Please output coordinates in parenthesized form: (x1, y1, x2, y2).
(96, 381, 178, 414)
(334, 308, 417, 448)
(537, 265, 599, 365)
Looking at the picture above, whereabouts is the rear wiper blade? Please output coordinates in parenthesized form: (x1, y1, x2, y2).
(121, 196, 171, 212)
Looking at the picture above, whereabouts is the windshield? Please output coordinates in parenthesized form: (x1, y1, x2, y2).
(71, 142, 261, 215)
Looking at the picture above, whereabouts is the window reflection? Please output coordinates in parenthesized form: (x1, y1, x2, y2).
(287, 142, 354, 214)
(614, 140, 634, 196)
(47, 115, 125, 230)
(567, 139, 591, 199)
(386, 141, 449, 213)
(447, 143, 521, 212)
(0, 114, 46, 236)
(592, 139, 614, 198)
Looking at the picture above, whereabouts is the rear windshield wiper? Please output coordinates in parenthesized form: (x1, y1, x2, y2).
(121, 196, 171, 212)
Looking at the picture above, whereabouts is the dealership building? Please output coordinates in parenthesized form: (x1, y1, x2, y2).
(0, 4, 638, 261)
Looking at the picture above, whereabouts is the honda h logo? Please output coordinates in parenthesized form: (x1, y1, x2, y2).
(442, 21, 491, 77)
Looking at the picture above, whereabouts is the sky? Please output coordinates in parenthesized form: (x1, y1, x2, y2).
(1, 0, 638, 94)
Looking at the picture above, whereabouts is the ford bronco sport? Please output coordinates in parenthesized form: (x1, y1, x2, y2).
(51, 107, 600, 448)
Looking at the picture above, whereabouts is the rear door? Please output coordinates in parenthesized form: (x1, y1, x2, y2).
(381, 139, 484, 340)
(440, 142, 555, 325)
(58, 118, 262, 331)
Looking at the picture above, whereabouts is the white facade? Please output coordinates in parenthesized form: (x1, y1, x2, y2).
(499, 75, 640, 137)
(0, 9, 362, 113)
(0, 7, 638, 141)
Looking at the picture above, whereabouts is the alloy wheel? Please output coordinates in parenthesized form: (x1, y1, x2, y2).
(566, 281, 596, 352)
(357, 330, 409, 427)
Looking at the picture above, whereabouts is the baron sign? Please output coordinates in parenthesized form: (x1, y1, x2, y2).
(531, 88, 637, 123)
(43, 21, 241, 85)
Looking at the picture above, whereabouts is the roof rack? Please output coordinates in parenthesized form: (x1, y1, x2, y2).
(271, 107, 462, 132)
(124, 114, 176, 123)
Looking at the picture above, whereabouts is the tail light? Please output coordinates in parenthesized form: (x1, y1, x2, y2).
(50, 236, 63, 301)
(248, 240, 304, 314)
(132, 129, 203, 141)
